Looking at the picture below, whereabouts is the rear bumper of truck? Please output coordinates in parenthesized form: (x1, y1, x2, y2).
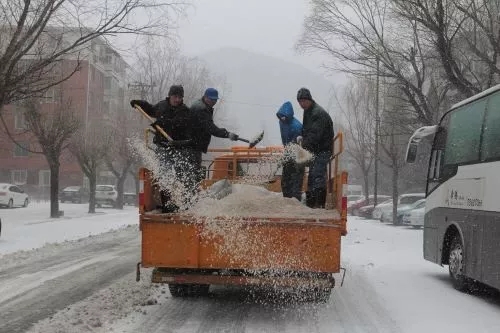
(150, 268, 335, 289)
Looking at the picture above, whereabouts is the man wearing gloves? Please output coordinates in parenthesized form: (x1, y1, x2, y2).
(190, 88, 240, 179)
(276, 101, 304, 201)
(296, 87, 334, 209)
(130, 85, 198, 213)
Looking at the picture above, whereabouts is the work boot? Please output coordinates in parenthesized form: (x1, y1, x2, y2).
(315, 188, 327, 209)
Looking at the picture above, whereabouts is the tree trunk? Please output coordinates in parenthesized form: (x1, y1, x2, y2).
(88, 173, 97, 214)
(115, 175, 125, 209)
(363, 169, 370, 201)
(392, 164, 399, 224)
(49, 162, 60, 218)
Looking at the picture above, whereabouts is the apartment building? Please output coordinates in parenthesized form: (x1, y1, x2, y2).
(0, 33, 130, 200)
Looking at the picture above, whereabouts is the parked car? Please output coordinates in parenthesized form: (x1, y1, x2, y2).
(357, 198, 393, 219)
(95, 185, 118, 207)
(0, 183, 29, 208)
(375, 193, 426, 222)
(372, 199, 394, 219)
(381, 196, 426, 225)
(347, 195, 363, 203)
(402, 200, 426, 228)
(124, 192, 137, 206)
(349, 195, 392, 216)
(60, 186, 89, 203)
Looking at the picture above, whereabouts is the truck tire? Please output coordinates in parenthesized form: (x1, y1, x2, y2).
(168, 284, 190, 297)
(448, 235, 471, 292)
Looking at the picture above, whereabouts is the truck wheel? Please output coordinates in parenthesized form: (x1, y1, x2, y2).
(168, 284, 190, 297)
(190, 284, 210, 297)
(449, 235, 471, 292)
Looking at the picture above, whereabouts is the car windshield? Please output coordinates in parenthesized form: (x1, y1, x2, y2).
(64, 186, 80, 191)
(96, 185, 114, 191)
(400, 196, 424, 205)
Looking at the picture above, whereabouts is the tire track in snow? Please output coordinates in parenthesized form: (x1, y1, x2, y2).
(0, 228, 140, 333)
(110, 270, 400, 333)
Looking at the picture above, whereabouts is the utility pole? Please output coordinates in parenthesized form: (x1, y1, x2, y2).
(374, 55, 380, 208)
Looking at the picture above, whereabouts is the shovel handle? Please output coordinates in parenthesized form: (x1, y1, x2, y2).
(237, 137, 250, 143)
(133, 104, 173, 142)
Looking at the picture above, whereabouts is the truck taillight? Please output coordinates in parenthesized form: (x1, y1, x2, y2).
(341, 171, 348, 235)
(0, 192, 6, 196)
(139, 170, 145, 208)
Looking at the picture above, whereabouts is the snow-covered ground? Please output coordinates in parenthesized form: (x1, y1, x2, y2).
(0, 202, 138, 256)
(1, 207, 500, 332)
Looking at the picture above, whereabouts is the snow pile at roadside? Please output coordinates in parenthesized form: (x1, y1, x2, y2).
(0, 225, 137, 270)
(27, 269, 164, 333)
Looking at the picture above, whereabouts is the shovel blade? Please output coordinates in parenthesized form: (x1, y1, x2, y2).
(248, 131, 264, 148)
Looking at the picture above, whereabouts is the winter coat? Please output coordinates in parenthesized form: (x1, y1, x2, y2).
(134, 99, 194, 147)
(302, 101, 334, 154)
(190, 98, 230, 153)
(276, 101, 303, 146)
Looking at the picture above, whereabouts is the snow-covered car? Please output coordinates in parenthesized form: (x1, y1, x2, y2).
(377, 193, 425, 223)
(60, 186, 89, 203)
(357, 198, 392, 219)
(372, 199, 394, 219)
(95, 185, 118, 207)
(382, 198, 426, 225)
(402, 200, 426, 228)
(0, 183, 29, 208)
(348, 195, 391, 216)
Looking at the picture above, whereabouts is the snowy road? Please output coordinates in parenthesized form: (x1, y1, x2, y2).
(0, 226, 140, 333)
(1, 206, 500, 332)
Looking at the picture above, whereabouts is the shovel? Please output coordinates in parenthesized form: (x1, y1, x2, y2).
(133, 104, 173, 142)
(237, 130, 264, 148)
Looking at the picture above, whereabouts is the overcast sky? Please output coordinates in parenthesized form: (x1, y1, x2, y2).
(177, 0, 334, 78)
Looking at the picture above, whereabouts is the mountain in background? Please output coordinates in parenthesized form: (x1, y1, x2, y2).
(199, 47, 339, 147)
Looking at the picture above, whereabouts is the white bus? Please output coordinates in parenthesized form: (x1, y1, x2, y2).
(406, 84, 500, 292)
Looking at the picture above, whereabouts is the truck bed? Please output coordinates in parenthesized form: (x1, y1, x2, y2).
(140, 212, 342, 274)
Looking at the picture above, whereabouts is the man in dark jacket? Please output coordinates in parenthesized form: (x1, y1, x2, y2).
(296, 87, 334, 208)
(130, 85, 198, 212)
(190, 88, 240, 179)
(276, 101, 304, 201)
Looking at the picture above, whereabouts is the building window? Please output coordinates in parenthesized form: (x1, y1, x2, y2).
(11, 169, 27, 185)
(13, 142, 30, 157)
(39, 170, 50, 187)
(14, 107, 27, 130)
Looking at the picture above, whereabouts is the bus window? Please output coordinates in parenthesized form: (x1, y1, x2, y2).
(443, 99, 486, 166)
(481, 91, 500, 161)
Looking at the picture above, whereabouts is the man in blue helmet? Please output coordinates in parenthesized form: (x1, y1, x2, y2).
(276, 101, 304, 201)
(190, 88, 240, 180)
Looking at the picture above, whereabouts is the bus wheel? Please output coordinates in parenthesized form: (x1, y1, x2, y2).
(448, 235, 471, 292)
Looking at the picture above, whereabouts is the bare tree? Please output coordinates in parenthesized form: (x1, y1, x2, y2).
(70, 123, 114, 213)
(0, 0, 189, 114)
(105, 111, 143, 209)
(12, 96, 81, 218)
(132, 37, 226, 105)
(336, 79, 375, 200)
(296, 0, 448, 126)
(392, 0, 500, 97)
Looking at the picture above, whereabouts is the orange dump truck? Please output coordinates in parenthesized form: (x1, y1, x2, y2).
(136, 133, 347, 301)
